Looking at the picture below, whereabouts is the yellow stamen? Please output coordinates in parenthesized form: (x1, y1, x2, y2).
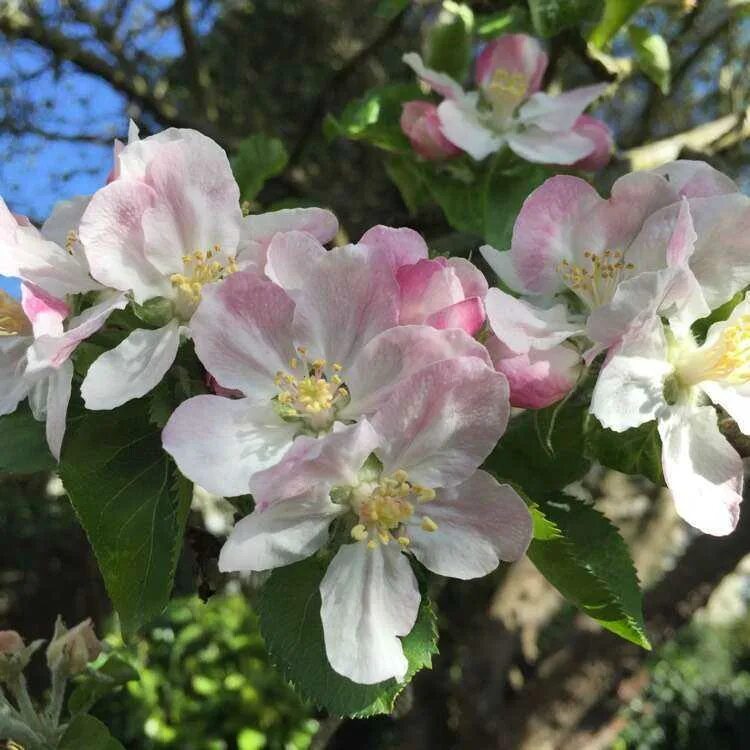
(557, 249, 635, 308)
(421, 516, 438, 533)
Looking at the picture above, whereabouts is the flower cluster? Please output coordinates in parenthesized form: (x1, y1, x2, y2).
(482, 160, 750, 536)
(401, 33, 613, 167)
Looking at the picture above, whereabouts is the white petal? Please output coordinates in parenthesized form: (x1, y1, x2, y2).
(659, 404, 742, 536)
(162, 395, 298, 497)
(408, 471, 532, 578)
(81, 320, 180, 409)
(44, 361, 73, 461)
(506, 128, 596, 165)
(437, 98, 504, 160)
(264, 230, 327, 291)
(0, 336, 31, 415)
(320, 543, 420, 684)
(518, 84, 608, 132)
(702, 381, 750, 436)
(218, 489, 344, 572)
(590, 319, 672, 432)
(402, 52, 466, 100)
(479, 245, 524, 291)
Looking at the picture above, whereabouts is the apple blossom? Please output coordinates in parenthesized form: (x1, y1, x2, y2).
(77, 126, 337, 410)
(219, 357, 531, 684)
(358, 225, 488, 335)
(403, 34, 608, 164)
(162, 244, 492, 497)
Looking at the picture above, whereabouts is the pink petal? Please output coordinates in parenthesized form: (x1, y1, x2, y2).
(425, 297, 486, 335)
(571, 115, 613, 171)
(264, 230, 327, 290)
(21, 283, 69, 339)
(400, 101, 462, 160)
(396, 258, 461, 324)
(447, 257, 489, 299)
(475, 34, 548, 95)
(650, 160, 739, 199)
(359, 225, 429, 270)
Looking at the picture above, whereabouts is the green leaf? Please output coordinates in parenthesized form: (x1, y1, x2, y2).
(483, 159, 549, 250)
(476, 6, 531, 38)
(59, 715, 125, 750)
(528, 0, 602, 37)
(385, 156, 429, 215)
(528, 495, 650, 648)
(59, 400, 193, 636)
(691, 290, 744, 344)
(420, 161, 485, 236)
(68, 655, 139, 715)
(374, 0, 409, 19)
(628, 25, 671, 94)
(258, 555, 438, 717)
(588, 0, 647, 49)
(232, 134, 289, 202)
(484, 397, 591, 497)
(324, 84, 420, 152)
(586, 417, 663, 485)
(0, 402, 56, 474)
(424, 2, 474, 81)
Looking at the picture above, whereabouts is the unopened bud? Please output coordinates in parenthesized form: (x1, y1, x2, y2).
(46, 617, 102, 676)
(0, 630, 24, 655)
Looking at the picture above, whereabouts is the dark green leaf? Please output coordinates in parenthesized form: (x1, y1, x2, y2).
(0, 402, 56, 474)
(60, 400, 193, 636)
(258, 555, 438, 717)
(529, 495, 650, 648)
(420, 161, 485, 236)
(424, 2, 474, 81)
(588, 0, 647, 49)
(232, 134, 289, 202)
(484, 397, 591, 497)
(628, 25, 670, 95)
(691, 290, 744, 344)
(68, 655, 139, 715)
(586, 417, 663, 485)
(374, 0, 409, 19)
(59, 715, 125, 750)
(483, 159, 549, 250)
(324, 84, 420, 153)
(385, 156, 428, 215)
(528, 0, 602, 37)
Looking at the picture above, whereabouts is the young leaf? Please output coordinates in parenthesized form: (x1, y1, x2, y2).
(0, 402, 56, 474)
(628, 25, 671, 95)
(59, 715, 125, 750)
(483, 397, 591, 497)
(59, 400, 193, 636)
(476, 6, 531, 38)
(528, 0, 603, 37)
(586, 417, 664, 486)
(258, 555, 438, 717)
(588, 0, 647, 50)
(529, 495, 650, 648)
(232, 134, 289, 202)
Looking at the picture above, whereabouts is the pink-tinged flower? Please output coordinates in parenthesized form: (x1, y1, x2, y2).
(359, 225, 488, 336)
(78, 127, 338, 410)
(0, 284, 126, 459)
(400, 101, 462, 160)
(218, 357, 531, 684)
(481, 161, 750, 328)
(162, 247, 492, 497)
(46, 617, 102, 676)
(403, 34, 608, 164)
(590, 236, 750, 535)
(483, 288, 582, 408)
(570, 115, 613, 171)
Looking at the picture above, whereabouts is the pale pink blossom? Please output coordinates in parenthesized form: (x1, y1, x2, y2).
(403, 34, 608, 164)
(219, 357, 531, 684)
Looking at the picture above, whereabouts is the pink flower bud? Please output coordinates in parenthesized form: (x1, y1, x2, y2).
(46, 618, 102, 675)
(475, 34, 548, 96)
(0, 631, 24, 655)
(400, 101, 461, 161)
(571, 115, 613, 171)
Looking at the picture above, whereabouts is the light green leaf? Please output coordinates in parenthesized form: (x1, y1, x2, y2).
(68, 655, 139, 715)
(324, 84, 420, 153)
(589, 0, 647, 49)
(424, 2, 474, 81)
(232, 134, 289, 202)
(529, 495, 650, 648)
(476, 6, 531, 38)
(59, 400, 193, 636)
(628, 25, 671, 94)
(258, 555, 438, 717)
(59, 715, 125, 750)
(528, 0, 603, 37)
(586, 417, 664, 486)
(0, 402, 56, 474)
(483, 397, 591, 497)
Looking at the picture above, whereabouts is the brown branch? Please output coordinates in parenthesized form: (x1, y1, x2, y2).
(173, 0, 208, 112)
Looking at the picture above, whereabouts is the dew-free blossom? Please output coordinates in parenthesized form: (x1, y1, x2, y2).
(480, 161, 750, 407)
(218, 357, 532, 684)
(162, 240, 492, 496)
(76, 125, 337, 410)
(402, 34, 609, 164)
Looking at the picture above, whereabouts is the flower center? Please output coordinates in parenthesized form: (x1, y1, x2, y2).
(484, 68, 527, 125)
(0, 291, 30, 336)
(557, 250, 635, 309)
(170, 247, 237, 315)
(274, 347, 349, 431)
(678, 314, 750, 386)
(348, 469, 438, 550)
